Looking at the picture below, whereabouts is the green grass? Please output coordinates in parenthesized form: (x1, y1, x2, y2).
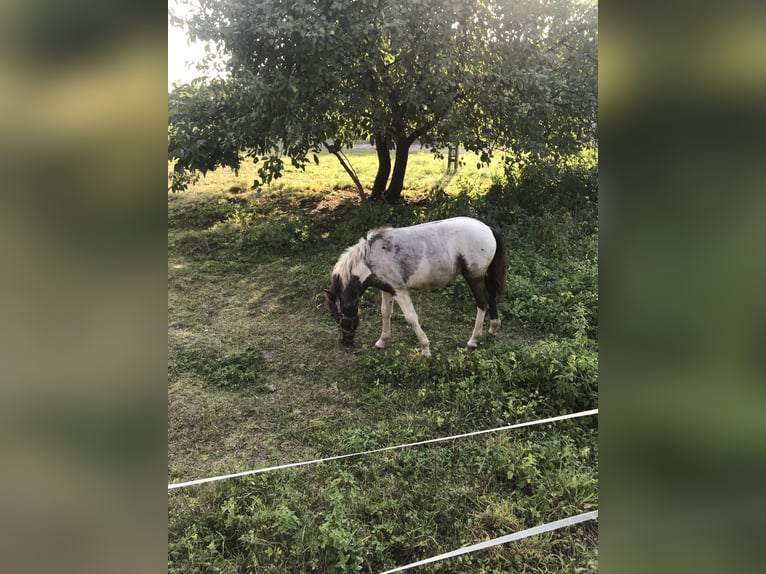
(168, 144, 507, 198)
(168, 149, 598, 572)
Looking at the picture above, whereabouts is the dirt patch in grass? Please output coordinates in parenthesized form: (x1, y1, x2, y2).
(310, 188, 359, 216)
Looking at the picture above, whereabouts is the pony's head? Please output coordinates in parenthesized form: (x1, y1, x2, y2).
(324, 275, 361, 346)
(326, 235, 375, 346)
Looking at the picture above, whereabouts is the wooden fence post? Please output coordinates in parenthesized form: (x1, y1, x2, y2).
(447, 145, 459, 173)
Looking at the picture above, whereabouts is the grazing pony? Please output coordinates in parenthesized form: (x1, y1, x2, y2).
(324, 217, 507, 356)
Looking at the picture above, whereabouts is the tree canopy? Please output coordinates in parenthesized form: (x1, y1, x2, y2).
(169, 0, 597, 201)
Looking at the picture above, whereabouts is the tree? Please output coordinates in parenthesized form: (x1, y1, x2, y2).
(168, 0, 370, 194)
(168, 0, 597, 202)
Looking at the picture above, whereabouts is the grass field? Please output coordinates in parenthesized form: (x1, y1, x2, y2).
(172, 145, 507, 196)
(168, 148, 598, 572)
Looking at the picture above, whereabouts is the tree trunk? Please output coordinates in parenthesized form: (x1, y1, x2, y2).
(370, 134, 391, 201)
(383, 138, 412, 203)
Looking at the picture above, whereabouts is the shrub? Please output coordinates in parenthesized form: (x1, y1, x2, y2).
(481, 148, 597, 223)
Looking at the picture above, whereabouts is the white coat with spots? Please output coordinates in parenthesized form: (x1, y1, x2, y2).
(325, 217, 507, 356)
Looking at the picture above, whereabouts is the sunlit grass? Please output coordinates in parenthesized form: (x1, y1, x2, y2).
(170, 145, 509, 199)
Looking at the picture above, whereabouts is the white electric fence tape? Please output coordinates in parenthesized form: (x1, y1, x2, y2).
(379, 510, 599, 573)
(168, 408, 597, 490)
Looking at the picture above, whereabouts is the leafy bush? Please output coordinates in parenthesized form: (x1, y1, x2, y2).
(422, 188, 476, 221)
(504, 238, 598, 340)
(480, 148, 597, 224)
(355, 336, 597, 421)
(331, 200, 420, 244)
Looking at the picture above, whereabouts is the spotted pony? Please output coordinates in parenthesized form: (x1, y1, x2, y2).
(324, 217, 507, 356)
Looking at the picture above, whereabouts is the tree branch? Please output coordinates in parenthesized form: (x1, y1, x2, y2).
(325, 141, 366, 200)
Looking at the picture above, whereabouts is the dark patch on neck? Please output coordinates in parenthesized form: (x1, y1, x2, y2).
(363, 273, 396, 295)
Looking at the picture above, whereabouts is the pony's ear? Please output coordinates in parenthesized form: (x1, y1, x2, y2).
(323, 289, 333, 308)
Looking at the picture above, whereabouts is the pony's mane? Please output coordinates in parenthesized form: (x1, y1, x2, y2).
(331, 227, 390, 286)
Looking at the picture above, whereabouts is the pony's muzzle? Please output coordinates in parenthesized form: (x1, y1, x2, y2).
(337, 314, 359, 346)
(339, 331, 355, 346)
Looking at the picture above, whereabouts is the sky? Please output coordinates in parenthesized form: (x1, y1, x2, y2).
(168, 2, 209, 91)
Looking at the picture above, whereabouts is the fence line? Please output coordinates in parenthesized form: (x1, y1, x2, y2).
(379, 510, 599, 573)
(168, 408, 597, 490)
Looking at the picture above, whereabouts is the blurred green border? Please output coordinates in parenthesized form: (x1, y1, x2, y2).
(1, 1, 764, 572)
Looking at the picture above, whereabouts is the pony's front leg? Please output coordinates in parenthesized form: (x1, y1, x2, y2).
(466, 307, 487, 350)
(394, 292, 431, 356)
(374, 291, 394, 349)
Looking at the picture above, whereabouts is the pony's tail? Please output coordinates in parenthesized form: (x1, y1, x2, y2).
(487, 228, 508, 298)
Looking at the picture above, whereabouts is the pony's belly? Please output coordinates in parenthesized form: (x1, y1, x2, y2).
(407, 279, 449, 291)
(404, 260, 455, 290)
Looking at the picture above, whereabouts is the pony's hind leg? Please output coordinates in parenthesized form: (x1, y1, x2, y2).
(464, 276, 490, 349)
(467, 307, 487, 349)
(393, 291, 431, 356)
(374, 291, 394, 349)
(486, 277, 501, 335)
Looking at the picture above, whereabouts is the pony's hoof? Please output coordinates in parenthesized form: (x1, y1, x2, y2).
(421, 349, 432, 357)
(465, 345, 477, 352)
(374, 340, 387, 349)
